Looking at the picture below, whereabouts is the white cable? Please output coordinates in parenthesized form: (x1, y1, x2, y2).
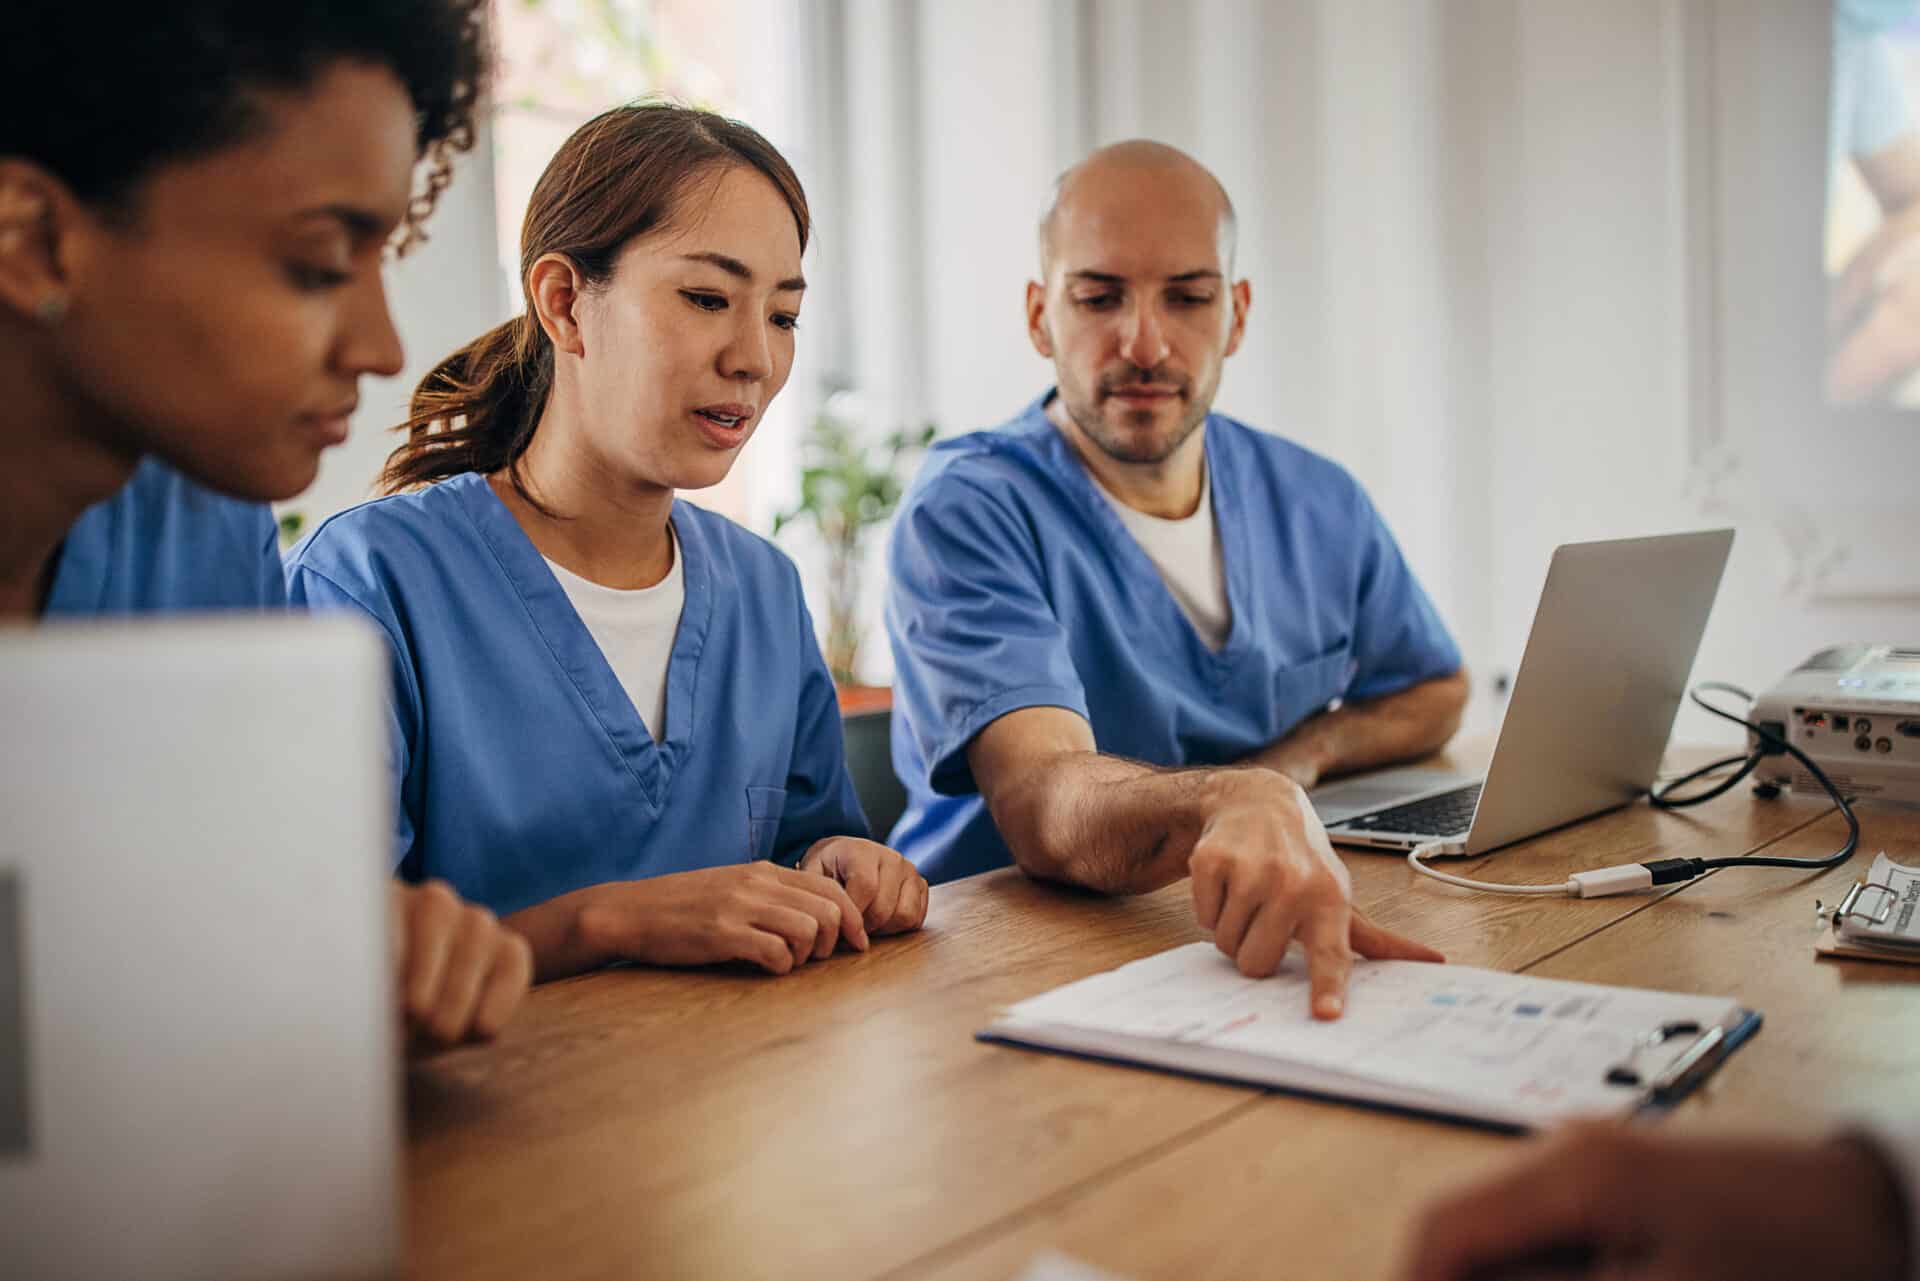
(1407, 840, 1571, 896)
(1406, 841, 1669, 898)
(1397, 675, 1834, 902)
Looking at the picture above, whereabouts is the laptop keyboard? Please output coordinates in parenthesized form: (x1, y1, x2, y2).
(1338, 783, 1482, 837)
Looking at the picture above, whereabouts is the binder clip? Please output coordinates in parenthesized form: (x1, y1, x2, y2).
(1604, 1018, 1724, 1097)
(1831, 878, 1899, 930)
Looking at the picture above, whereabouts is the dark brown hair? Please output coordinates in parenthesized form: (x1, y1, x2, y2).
(381, 100, 810, 497)
(3, 0, 487, 252)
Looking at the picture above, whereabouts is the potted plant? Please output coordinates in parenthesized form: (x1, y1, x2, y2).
(772, 392, 936, 708)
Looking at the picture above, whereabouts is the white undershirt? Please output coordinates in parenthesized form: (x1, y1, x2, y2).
(1089, 464, 1233, 651)
(542, 529, 685, 742)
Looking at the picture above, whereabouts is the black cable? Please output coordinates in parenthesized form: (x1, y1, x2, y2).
(1410, 680, 1864, 899)
(1648, 750, 1761, 806)
(1648, 680, 1859, 871)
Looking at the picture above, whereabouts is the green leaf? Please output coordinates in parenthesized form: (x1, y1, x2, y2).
(770, 404, 941, 565)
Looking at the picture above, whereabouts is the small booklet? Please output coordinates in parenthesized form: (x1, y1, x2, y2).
(978, 943, 1760, 1132)
(1819, 852, 1920, 965)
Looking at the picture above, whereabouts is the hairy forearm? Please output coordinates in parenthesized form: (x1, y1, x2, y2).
(1246, 670, 1469, 788)
(983, 751, 1264, 895)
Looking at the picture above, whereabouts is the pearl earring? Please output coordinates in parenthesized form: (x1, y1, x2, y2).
(35, 294, 67, 326)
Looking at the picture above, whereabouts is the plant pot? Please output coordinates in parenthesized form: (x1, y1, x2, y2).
(835, 684, 893, 716)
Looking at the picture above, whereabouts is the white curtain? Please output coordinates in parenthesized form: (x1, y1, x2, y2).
(793, 0, 1490, 693)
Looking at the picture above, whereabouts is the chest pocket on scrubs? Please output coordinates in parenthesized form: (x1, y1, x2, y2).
(746, 785, 787, 861)
(1272, 642, 1355, 733)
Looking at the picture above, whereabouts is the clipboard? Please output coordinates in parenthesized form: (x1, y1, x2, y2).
(1815, 853, 1920, 967)
(977, 943, 1760, 1132)
(1610, 1011, 1763, 1112)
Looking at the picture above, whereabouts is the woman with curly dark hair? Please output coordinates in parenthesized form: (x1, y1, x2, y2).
(0, 0, 530, 1048)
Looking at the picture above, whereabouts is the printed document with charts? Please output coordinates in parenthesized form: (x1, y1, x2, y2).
(978, 944, 1760, 1131)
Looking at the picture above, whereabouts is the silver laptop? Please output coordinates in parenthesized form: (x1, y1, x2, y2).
(1315, 529, 1735, 857)
(0, 615, 398, 1281)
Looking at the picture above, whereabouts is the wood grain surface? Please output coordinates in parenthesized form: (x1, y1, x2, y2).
(912, 802, 1920, 1281)
(403, 762, 1918, 1281)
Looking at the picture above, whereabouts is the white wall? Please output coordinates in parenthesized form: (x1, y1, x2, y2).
(917, 0, 1063, 440)
(1479, 0, 1920, 743)
(1480, 0, 1702, 697)
(805, 0, 1920, 736)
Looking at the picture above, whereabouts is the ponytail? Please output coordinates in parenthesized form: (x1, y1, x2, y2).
(378, 311, 552, 498)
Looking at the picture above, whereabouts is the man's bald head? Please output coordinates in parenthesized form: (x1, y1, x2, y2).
(1037, 140, 1238, 278)
(1024, 139, 1252, 478)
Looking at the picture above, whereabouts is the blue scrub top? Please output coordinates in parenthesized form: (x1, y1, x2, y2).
(885, 392, 1463, 884)
(284, 471, 870, 917)
(44, 456, 285, 615)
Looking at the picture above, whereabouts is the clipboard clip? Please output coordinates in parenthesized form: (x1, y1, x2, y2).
(1832, 879, 1899, 930)
(1604, 1018, 1726, 1099)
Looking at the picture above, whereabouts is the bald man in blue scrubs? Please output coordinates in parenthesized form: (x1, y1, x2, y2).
(886, 141, 1466, 1017)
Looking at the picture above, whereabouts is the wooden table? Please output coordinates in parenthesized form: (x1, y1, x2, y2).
(403, 760, 1920, 1281)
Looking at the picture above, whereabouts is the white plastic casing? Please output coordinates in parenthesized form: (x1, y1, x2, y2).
(1568, 864, 1656, 898)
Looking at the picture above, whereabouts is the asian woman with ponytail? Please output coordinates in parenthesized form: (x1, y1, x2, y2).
(286, 103, 928, 982)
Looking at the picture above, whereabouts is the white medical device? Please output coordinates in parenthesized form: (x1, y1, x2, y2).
(1751, 644, 1920, 806)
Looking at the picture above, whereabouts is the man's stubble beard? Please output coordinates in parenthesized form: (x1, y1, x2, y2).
(1062, 389, 1210, 467)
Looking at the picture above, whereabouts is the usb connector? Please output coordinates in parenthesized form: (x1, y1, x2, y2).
(1568, 857, 1707, 898)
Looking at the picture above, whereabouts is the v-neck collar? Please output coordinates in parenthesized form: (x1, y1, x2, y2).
(449, 472, 714, 812)
(1025, 391, 1255, 673)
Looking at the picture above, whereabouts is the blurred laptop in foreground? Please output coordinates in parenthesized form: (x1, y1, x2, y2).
(1, 616, 398, 1281)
